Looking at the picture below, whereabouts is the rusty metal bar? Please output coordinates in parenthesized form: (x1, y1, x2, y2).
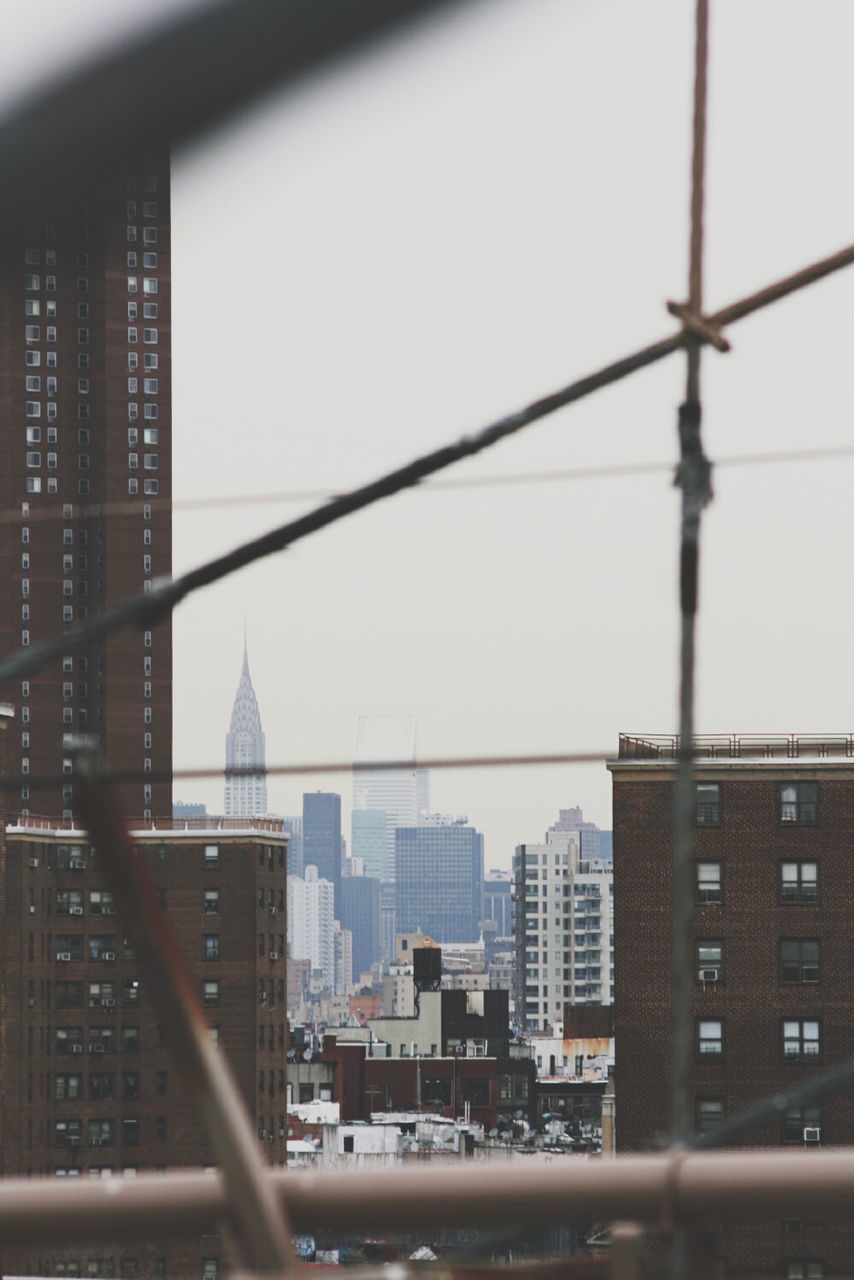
(3, 1150, 854, 1245)
(71, 749, 296, 1274)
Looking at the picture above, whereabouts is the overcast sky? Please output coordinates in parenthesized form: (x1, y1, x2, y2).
(5, 1, 854, 868)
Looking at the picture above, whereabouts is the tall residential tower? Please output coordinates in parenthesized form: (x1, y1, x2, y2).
(0, 156, 172, 820)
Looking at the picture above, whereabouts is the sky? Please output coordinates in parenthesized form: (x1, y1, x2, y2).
(4, 1, 854, 869)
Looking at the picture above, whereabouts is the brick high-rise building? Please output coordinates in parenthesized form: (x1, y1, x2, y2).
(0, 154, 172, 821)
(609, 732, 854, 1279)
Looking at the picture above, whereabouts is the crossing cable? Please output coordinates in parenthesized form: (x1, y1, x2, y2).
(2, 238, 854, 693)
(670, 10, 713, 1278)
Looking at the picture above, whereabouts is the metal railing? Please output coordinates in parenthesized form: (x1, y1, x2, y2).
(618, 733, 854, 760)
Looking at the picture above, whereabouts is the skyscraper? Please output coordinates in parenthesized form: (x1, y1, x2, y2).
(394, 816, 484, 943)
(340, 874, 381, 981)
(352, 715, 419, 883)
(0, 156, 172, 821)
(288, 864, 335, 990)
(302, 791, 342, 913)
(224, 646, 268, 817)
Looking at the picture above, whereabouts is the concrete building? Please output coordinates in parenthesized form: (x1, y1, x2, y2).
(608, 732, 854, 1279)
(0, 157, 172, 821)
(513, 816, 614, 1032)
(302, 792, 342, 913)
(288, 865, 335, 992)
(395, 816, 484, 943)
(223, 645, 267, 818)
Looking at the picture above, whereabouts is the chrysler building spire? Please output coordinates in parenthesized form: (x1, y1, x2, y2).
(224, 645, 268, 817)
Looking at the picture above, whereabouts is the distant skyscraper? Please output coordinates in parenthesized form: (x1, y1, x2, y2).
(224, 646, 268, 816)
(281, 815, 303, 877)
(483, 869, 513, 937)
(288, 865, 335, 989)
(353, 716, 419, 883)
(395, 816, 484, 943)
(549, 805, 609, 862)
(340, 875, 381, 981)
(351, 808, 386, 880)
(302, 792, 342, 912)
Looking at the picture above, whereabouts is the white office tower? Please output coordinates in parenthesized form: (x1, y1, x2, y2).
(224, 646, 268, 817)
(352, 716, 420, 883)
(288, 866, 335, 991)
(513, 823, 614, 1032)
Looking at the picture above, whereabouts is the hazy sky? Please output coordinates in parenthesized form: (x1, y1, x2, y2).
(5, 1, 854, 868)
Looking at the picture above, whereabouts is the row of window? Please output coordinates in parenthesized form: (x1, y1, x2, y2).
(53, 1070, 167, 1100)
(35, 1254, 165, 1280)
(55, 1116, 161, 1146)
(696, 782, 818, 826)
(696, 938, 820, 984)
(697, 860, 817, 904)
(697, 1096, 820, 1144)
(24, 478, 161, 496)
(697, 1018, 820, 1062)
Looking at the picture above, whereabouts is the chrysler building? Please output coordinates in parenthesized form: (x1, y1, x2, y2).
(224, 645, 268, 816)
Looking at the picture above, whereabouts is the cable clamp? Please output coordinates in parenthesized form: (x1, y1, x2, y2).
(667, 300, 731, 352)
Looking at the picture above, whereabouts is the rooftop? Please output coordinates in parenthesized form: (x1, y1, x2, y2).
(617, 733, 854, 762)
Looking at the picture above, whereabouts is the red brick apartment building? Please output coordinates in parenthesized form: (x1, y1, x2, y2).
(0, 153, 172, 820)
(609, 733, 854, 1280)
(0, 716, 288, 1279)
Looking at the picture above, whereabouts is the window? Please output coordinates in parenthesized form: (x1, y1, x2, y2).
(122, 1072, 139, 1100)
(26, 402, 41, 418)
(697, 1019, 723, 1060)
(143, 479, 159, 495)
(695, 1097, 725, 1134)
(143, 201, 157, 217)
(25, 274, 40, 290)
(202, 981, 219, 1007)
(785, 1262, 825, 1280)
(144, 453, 158, 469)
(55, 1074, 83, 1100)
(781, 861, 818, 905)
(26, 350, 40, 367)
(204, 844, 219, 864)
(143, 302, 158, 319)
(696, 861, 721, 905)
(779, 782, 817, 825)
(89, 1075, 115, 1103)
(697, 940, 723, 983)
(121, 1118, 139, 1147)
(122, 1026, 140, 1053)
(780, 940, 820, 984)
(127, 327, 137, 344)
(203, 935, 220, 961)
(783, 1103, 822, 1144)
(696, 783, 721, 825)
(144, 404, 158, 420)
(203, 889, 219, 914)
(783, 1019, 821, 1062)
(143, 328, 158, 344)
(143, 278, 158, 295)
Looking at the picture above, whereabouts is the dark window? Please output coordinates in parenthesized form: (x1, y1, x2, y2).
(781, 861, 818, 905)
(697, 1019, 723, 1061)
(783, 1020, 821, 1062)
(342, 1134, 354, 1153)
(89, 1073, 115, 1101)
(695, 1097, 725, 1134)
(460, 1077, 490, 1104)
(697, 940, 723, 984)
(783, 1104, 822, 1145)
(203, 935, 220, 961)
(779, 783, 817, 825)
(422, 1078, 452, 1106)
(122, 1072, 139, 1100)
(696, 862, 722, 905)
(780, 940, 820, 984)
(121, 1117, 139, 1147)
(696, 783, 721, 826)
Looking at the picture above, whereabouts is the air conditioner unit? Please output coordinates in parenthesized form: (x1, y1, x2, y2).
(102, 952, 116, 961)
(103, 907, 116, 916)
(269, 951, 279, 961)
(70, 906, 83, 916)
(28, 906, 35, 914)
(92, 1043, 105, 1053)
(28, 858, 39, 868)
(699, 968, 719, 983)
(57, 952, 72, 962)
(804, 1127, 821, 1143)
(71, 1044, 83, 1054)
(89, 1137, 103, 1146)
(103, 998, 116, 1008)
(69, 861, 85, 871)
(66, 1135, 81, 1145)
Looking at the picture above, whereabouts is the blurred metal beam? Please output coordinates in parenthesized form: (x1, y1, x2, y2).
(0, 0, 472, 229)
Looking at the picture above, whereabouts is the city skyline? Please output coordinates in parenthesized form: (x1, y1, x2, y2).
(4, 1, 854, 867)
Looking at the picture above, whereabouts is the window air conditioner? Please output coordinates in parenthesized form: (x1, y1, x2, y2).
(66, 1135, 81, 1145)
(102, 952, 116, 961)
(89, 1137, 103, 1146)
(70, 861, 85, 871)
(103, 907, 115, 915)
(57, 952, 72, 962)
(70, 906, 83, 915)
(28, 858, 39, 868)
(804, 1127, 821, 1143)
(269, 951, 279, 961)
(103, 998, 116, 1008)
(699, 968, 719, 983)
(92, 1043, 105, 1053)
(71, 1044, 83, 1054)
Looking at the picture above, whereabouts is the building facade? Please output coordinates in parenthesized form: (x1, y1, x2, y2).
(340, 874, 381, 983)
(513, 819, 613, 1032)
(609, 732, 854, 1279)
(394, 817, 484, 943)
(0, 157, 172, 822)
(223, 646, 267, 818)
(288, 865, 335, 991)
(301, 792, 342, 913)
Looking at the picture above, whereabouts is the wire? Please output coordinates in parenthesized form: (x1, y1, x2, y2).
(3, 238, 854, 695)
